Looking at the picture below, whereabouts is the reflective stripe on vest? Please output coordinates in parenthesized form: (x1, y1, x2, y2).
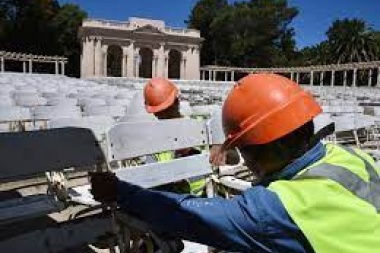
(295, 145, 380, 212)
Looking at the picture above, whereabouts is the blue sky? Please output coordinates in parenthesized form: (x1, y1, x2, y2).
(58, 0, 380, 49)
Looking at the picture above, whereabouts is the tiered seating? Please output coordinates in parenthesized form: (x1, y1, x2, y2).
(3, 72, 380, 252)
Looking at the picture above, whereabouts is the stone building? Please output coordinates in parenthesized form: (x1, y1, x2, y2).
(79, 17, 203, 80)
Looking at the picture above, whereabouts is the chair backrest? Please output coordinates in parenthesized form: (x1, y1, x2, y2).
(0, 107, 31, 122)
(48, 116, 114, 141)
(33, 106, 82, 120)
(13, 94, 47, 107)
(83, 105, 126, 118)
(191, 105, 219, 117)
(107, 118, 212, 188)
(126, 92, 149, 116)
(118, 114, 156, 123)
(0, 127, 106, 183)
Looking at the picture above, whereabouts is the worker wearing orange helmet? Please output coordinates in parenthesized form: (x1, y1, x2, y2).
(143, 77, 181, 120)
(143, 77, 207, 196)
(91, 74, 380, 253)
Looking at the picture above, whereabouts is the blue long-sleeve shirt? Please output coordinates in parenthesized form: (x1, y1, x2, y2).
(117, 143, 326, 253)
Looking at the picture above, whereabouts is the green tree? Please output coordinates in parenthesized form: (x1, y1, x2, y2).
(187, 0, 298, 67)
(3, 0, 60, 54)
(52, 4, 87, 77)
(0, 0, 87, 76)
(299, 41, 331, 66)
(186, 0, 228, 65)
(327, 18, 378, 63)
(373, 31, 380, 59)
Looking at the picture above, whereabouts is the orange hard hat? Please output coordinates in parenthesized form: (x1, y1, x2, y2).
(144, 77, 179, 113)
(222, 73, 322, 150)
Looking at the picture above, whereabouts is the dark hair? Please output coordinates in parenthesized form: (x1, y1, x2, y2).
(272, 120, 315, 161)
(241, 120, 315, 162)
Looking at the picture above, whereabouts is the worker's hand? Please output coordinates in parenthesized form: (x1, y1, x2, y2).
(89, 172, 118, 203)
(209, 145, 226, 166)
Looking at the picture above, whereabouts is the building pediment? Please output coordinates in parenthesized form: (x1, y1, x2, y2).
(133, 25, 165, 35)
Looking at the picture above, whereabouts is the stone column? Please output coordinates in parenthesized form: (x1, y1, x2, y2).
(208, 70, 211, 81)
(310, 71, 314, 86)
(320, 72, 324, 86)
(290, 72, 294, 81)
(331, 70, 335, 86)
(377, 67, 380, 86)
(184, 45, 200, 80)
(94, 37, 102, 77)
(80, 38, 85, 77)
(122, 47, 128, 77)
(81, 36, 95, 78)
(102, 45, 108, 77)
(61, 62, 65, 75)
(29, 60, 33, 73)
(126, 42, 135, 77)
(155, 43, 165, 78)
(164, 50, 169, 78)
(224, 71, 228, 81)
(368, 69, 372, 87)
(180, 53, 187, 79)
(343, 70, 347, 87)
(201, 70, 205, 80)
(134, 48, 141, 78)
(152, 52, 159, 78)
(183, 57, 187, 79)
(353, 68, 357, 87)
(23, 61, 27, 73)
(213, 71, 217, 81)
(231, 71, 235, 82)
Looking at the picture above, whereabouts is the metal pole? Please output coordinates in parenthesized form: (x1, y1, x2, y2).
(231, 71, 235, 82)
(61, 62, 65, 75)
(29, 60, 33, 74)
(0, 57, 4, 72)
(377, 67, 380, 87)
(353, 68, 357, 87)
(320, 72, 324, 86)
(290, 72, 294, 81)
(55, 61, 59, 75)
(310, 71, 314, 86)
(23, 61, 26, 73)
(224, 71, 228, 81)
(208, 70, 211, 81)
(331, 70, 335, 87)
(213, 71, 217, 81)
(296, 72, 300, 84)
(368, 69, 372, 87)
(343, 70, 347, 87)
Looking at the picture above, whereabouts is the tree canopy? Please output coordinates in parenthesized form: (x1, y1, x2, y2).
(188, 1, 380, 68)
(187, 0, 299, 67)
(0, 0, 87, 76)
(294, 18, 380, 66)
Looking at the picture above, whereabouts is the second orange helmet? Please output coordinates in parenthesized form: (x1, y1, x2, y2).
(143, 77, 179, 113)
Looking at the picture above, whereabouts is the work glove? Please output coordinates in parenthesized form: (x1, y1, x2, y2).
(89, 171, 118, 203)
